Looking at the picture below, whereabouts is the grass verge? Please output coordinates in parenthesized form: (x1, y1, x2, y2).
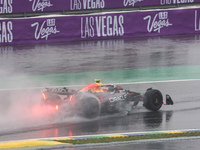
(53, 132, 200, 145)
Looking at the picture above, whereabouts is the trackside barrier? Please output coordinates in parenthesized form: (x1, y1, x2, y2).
(1, 7, 200, 46)
(1, 0, 200, 14)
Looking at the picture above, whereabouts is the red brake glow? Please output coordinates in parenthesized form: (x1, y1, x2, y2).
(129, 93, 135, 95)
(69, 95, 73, 102)
(42, 92, 47, 100)
(99, 96, 104, 101)
(69, 130, 73, 136)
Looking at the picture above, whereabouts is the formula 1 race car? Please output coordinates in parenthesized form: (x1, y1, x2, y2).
(41, 81, 173, 119)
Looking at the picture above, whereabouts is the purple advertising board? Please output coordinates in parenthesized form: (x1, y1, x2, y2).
(1, 0, 200, 14)
(1, 7, 200, 46)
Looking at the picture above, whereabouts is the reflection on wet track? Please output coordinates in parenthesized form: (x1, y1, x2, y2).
(1, 79, 200, 143)
(1, 34, 200, 145)
(1, 34, 200, 76)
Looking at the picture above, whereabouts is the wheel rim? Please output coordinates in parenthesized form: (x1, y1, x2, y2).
(152, 93, 162, 108)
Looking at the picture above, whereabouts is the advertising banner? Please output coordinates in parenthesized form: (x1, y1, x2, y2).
(1, 0, 200, 14)
(1, 7, 200, 45)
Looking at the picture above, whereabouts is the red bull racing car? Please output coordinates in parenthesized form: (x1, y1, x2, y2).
(41, 80, 173, 119)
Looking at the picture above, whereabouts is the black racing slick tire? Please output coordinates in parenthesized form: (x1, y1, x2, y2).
(143, 89, 163, 111)
(80, 96, 101, 119)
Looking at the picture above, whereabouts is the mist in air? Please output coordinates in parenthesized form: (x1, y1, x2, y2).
(0, 70, 86, 134)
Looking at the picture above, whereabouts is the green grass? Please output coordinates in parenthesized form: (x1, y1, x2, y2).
(53, 132, 200, 145)
(1, 65, 200, 89)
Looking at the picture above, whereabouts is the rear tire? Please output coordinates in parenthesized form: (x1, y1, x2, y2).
(143, 89, 163, 111)
(80, 96, 101, 119)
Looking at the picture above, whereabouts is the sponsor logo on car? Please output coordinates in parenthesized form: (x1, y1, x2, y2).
(143, 11, 172, 33)
(31, 18, 60, 40)
(109, 94, 127, 103)
(47, 88, 68, 93)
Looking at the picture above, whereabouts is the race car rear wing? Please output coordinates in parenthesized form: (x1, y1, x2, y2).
(46, 87, 76, 95)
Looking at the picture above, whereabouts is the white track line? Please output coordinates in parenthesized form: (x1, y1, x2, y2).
(2, 128, 200, 143)
(0, 79, 200, 91)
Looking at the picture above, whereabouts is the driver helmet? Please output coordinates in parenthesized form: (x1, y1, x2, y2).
(95, 79, 102, 83)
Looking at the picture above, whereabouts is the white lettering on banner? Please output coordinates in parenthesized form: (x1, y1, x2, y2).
(195, 10, 200, 31)
(143, 12, 172, 33)
(160, 0, 194, 5)
(29, 0, 53, 12)
(81, 15, 124, 38)
(31, 19, 60, 40)
(70, 0, 105, 10)
(0, 0, 13, 13)
(70, 0, 81, 10)
(81, 17, 95, 38)
(124, 0, 144, 7)
(0, 21, 13, 43)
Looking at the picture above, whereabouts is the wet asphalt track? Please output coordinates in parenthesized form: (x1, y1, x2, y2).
(1, 34, 200, 149)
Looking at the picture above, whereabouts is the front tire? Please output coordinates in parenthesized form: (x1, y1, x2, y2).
(143, 89, 163, 111)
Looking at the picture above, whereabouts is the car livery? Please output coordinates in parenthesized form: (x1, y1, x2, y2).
(41, 82, 174, 119)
